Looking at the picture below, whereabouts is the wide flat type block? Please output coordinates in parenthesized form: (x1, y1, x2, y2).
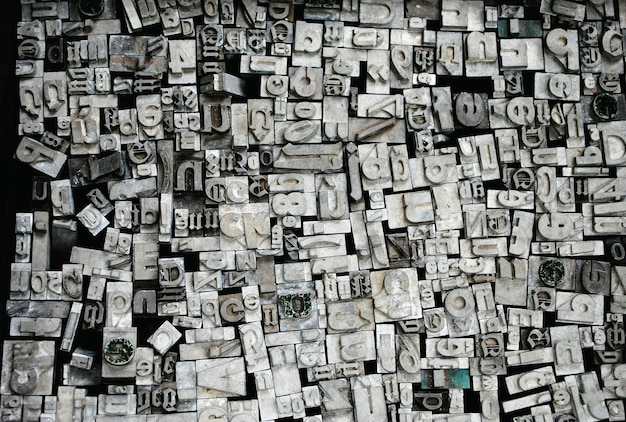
(15, 137, 67, 177)
(505, 366, 556, 395)
(196, 357, 247, 398)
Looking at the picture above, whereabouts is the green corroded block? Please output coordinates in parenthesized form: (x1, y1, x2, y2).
(539, 259, 566, 287)
(103, 338, 135, 366)
(421, 369, 470, 389)
(279, 293, 312, 318)
(498, 19, 543, 38)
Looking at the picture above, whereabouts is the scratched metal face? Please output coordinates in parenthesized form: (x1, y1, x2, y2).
(6, 0, 626, 420)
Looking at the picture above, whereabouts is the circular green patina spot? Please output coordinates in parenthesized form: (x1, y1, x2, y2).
(539, 259, 565, 287)
(104, 338, 134, 366)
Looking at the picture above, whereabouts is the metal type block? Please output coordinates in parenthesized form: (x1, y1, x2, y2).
(551, 325, 585, 376)
(349, 117, 406, 145)
(350, 211, 373, 268)
(556, 291, 604, 325)
(324, 47, 366, 78)
(359, 0, 403, 28)
(14, 215, 32, 264)
(326, 330, 376, 364)
(487, 189, 534, 210)
(425, 339, 474, 361)
(253, 370, 277, 420)
(167, 40, 196, 84)
(60, 302, 83, 352)
(134, 347, 155, 386)
(544, 28, 580, 73)
(58, 263, 82, 302)
(106, 282, 133, 328)
(298, 234, 347, 260)
(432, 184, 463, 231)
(370, 268, 421, 323)
(101, 327, 138, 379)
(464, 32, 498, 77)
(443, 288, 480, 338)
(318, 378, 353, 419)
(185, 326, 236, 344)
(557, 240, 605, 256)
(277, 281, 318, 331)
(293, 21, 323, 67)
(157, 299, 187, 317)
(195, 357, 246, 398)
(411, 154, 459, 188)
(436, 32, 463, 76)
(133, 234, 159, 281)
(366, 50, 391, 94)
(326, 299, 374, 334)
(441, 0, 484, 31)
(502, 391, 552, 414)
(289, 66, 324, 100)
(541, 0, 586, 21)
(239, 322, 270, 373)
(265, 331, 305, 348)
(199, 291, 221, 328)
(296, 340, 327, 370)
(108, 178, 157, 201)
(1, 340, 55, 396)
(6, 301, 71, 321)
(9, 317, 62, 338)
(147, 321, 182, 355)
(179, 338, 241, 360)
(472, 284, 497, 322)
(487, 97, 535, 129)
(77, 204, 109, 235)
(343, 27, 389, 50)
(158, 257, 185, 289)
(97, 393, 136, 415)
(351, 374, 388, 422)
(267, 345, 301, 397)
(240, 55, 288, 75)
(505, 366, 556, 395)
(500, 39, 545, 71)
(15, 137, 67, 178)
(357, 94, 404, 119)
(389, 45, 413, 89)
(534, 73, 581, 101)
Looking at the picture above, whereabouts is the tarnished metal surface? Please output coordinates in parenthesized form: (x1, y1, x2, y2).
(5, 0, 626, 421)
